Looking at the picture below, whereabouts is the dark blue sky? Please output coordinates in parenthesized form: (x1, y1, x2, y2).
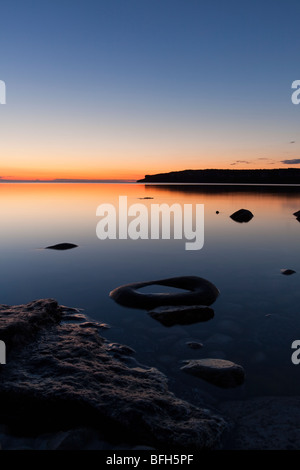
(0, 0, 300, 179)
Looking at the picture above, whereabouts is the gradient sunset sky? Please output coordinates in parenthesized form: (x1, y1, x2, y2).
(0, 0, 300, 180)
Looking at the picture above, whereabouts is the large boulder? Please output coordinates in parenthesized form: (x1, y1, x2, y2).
(0, 299, 227, 450)
(110, 276, 220, 310)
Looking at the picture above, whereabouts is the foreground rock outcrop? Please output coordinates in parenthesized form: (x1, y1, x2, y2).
(0, 299, 227, 450)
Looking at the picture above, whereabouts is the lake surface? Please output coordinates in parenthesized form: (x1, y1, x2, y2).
(1, 183, 300, 410)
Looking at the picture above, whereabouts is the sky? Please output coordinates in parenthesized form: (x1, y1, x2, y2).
(0, 0, 300, 180)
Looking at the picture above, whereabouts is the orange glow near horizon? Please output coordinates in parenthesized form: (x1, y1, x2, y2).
(0, 139, 296, 181)
(0, 160, 293, 181)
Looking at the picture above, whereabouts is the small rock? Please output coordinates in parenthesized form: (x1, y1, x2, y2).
(293, 210, 300, 218)
(281, 269, 296, 275)
(181, 358, 245, 388)
(45, 243, 78, 250)
(230, 209, 253, 223)
(186, 342, 204, 350)
(216, 211, 219, 214)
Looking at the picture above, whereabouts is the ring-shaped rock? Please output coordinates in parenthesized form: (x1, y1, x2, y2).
(109, 276, 219, 310)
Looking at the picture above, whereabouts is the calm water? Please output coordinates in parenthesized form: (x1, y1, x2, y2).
(1, 183, 300, 409)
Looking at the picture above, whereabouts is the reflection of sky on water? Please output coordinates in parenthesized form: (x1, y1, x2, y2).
(1, 183, 300, 402)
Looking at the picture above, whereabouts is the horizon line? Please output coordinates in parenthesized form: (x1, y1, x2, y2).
(0, 178, 137, 183)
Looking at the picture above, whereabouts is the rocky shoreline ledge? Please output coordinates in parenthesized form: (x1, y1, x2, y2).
(1, 299, 300, 450)
(0, 299, 227, 450)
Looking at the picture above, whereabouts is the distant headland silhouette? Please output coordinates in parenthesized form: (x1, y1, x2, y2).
(137, 169, 300, 184)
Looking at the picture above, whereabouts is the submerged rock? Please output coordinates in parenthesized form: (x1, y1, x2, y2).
(230, 209, 254, 223)
(0, 299, 227, 450)
(148, 305, 214, 327)
(110, 276, 220, 310)
(181, 358, 245, 388)
(45, 243, 78, 250)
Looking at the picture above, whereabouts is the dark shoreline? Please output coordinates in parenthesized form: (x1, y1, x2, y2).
(138, 169, 300, 185)
(142, 183, 300, 195)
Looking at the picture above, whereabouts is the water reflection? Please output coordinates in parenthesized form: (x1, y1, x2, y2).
(0, 183, 300, 402)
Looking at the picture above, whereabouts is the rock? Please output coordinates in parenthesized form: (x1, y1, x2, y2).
(181, 358, 245, 388)
(78, 321, 106, 330)
(281, 269, 296, 275)
(148, 305, 214, 327)
(45, 243, 78, 250)
(186, 342, 204, 350)
(0, 299, 61, 352)
(293, 210, 300, 217)
(62, 313, 88, 322)
(216, 211, 219, 214)
(219, 396, 300, 449)
(61, 305, 82, 313)
(230, 209, 254, 223)
(98, 323, 111, 330)
(106, 343, 135, 356)
(0, 299, 227, 450)
(110, 276, 220, 310)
